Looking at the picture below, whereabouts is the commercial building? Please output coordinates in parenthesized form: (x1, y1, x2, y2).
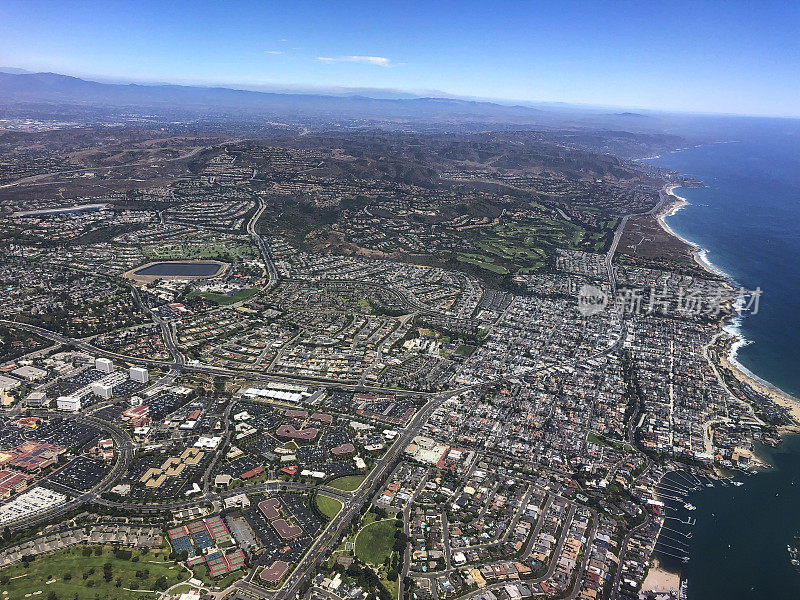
(7, 441, 65, 472)
(57, 395, 82, 411)
(11, 365, 47, 381)
(91, 382, 113, 399)
(25, 391, 48, 408)
(0, 375, 20, 393)
(95, 357, 113, 373)
(0, 469, 32, 499)
(260, 560, 289, 585)
(139, 448, 205, 488)
(129, 366, 149, 383)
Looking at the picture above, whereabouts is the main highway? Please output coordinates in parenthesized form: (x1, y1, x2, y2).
(247, 197, 279, 290)
(0, 319, 472, 399)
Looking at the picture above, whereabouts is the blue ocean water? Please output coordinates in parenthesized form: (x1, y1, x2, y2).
(648, 126, 800, 399)
(646, 121, 800, 598)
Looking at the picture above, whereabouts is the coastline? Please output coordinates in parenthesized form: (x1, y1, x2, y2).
(720, 333, 800, 430)
(656, 184, 725, 278)
(642, 135, 800, 599)
(655, 184, 800, 426)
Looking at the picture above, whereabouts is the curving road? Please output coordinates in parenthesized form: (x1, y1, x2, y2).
(0, 409, 135, 531)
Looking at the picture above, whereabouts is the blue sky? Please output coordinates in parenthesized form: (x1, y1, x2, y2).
(1, 0, 798, 116)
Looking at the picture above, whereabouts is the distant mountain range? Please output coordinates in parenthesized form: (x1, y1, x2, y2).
(0, 67, 34, 75)
(0, 70, 551, 124)
(2, 69, 773, 142)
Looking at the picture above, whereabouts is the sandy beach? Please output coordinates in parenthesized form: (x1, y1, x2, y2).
(642, 557, 681, 593)
(656, 184, 725, 277)
(721, 340, 800, 428)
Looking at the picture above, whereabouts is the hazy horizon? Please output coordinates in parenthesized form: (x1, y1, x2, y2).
(1, 0, 798, 118)
(4, 66, 800, 123)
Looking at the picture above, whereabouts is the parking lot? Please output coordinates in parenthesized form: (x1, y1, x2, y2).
(47, 456, 110, 493)
(0, 416, 99, 453)
(242, 492, 325, 568)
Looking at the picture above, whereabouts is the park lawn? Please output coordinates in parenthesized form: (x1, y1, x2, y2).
(327, 475, 365, 492)
(586, 431, 604, 445)
(354, 519, 397, 566)
(186, 288, 259, 306)
(454, 344, 475, 357)
(315, 493, 343, 521)
(587, 431, 632, 452)
(0, 546, 181, 600)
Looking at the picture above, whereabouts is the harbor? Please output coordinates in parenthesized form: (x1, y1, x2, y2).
(652, 436, 800, 599)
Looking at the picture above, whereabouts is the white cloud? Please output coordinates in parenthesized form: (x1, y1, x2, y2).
(266, 50, 284, 55)
(317, 55, 392, 67)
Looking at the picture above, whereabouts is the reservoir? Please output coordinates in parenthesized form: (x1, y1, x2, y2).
(133, 261, 224, 278)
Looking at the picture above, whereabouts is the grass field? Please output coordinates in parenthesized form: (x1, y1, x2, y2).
(383, 575, 399, 600)
(143, 243, 255, 261)
(327, 475, 365, 492)
(186, 288, 259, 305)
(454, 344, 475, 357)
(455, 255, 509, 274)
(0, 545, 182, 600)
(189, 563, 243, 588)
(315, 493, 343, 521)
(168, 583, 208, 596)
(354, 519, 397, 566)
